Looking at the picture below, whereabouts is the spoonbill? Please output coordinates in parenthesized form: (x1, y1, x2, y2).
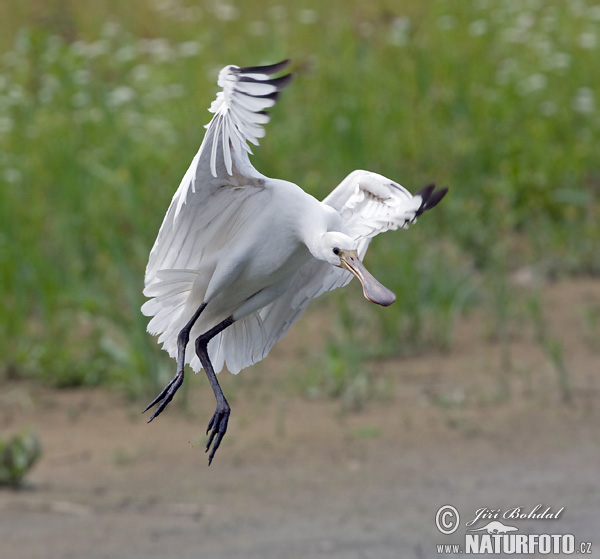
(142, 60, 447, 464)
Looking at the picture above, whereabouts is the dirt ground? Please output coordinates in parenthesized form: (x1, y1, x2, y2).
(1, 279, 599, 559)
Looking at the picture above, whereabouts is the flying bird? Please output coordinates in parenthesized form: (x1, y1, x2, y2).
(142, 60, 447, 464)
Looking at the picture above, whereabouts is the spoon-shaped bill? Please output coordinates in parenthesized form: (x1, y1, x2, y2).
(339, 250, 396, 307)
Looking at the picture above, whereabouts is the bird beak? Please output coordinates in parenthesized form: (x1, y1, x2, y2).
(338, 250, 396, 307)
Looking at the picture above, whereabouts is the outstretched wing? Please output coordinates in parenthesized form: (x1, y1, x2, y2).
(145, 59, 292, 281)
(323, 169, 448, 254)
(200, 59, 293, 181)
(142, 61, 292, 365)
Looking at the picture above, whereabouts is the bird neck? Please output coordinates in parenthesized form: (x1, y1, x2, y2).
(304, 232, 330, 263)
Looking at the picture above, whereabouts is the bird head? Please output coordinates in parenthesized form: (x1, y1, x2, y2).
(320, 232, 396, 307)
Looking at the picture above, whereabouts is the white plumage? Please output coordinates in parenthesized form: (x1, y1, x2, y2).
(141, 60, 447, 463)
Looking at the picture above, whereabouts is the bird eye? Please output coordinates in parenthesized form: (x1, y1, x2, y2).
(332, 247, 340, 255)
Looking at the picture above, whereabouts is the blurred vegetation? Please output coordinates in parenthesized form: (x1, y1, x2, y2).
(0, 0, 598, 398)
(0, 428, 42, 486)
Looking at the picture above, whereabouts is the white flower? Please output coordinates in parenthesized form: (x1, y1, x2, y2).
(589, 5, 600, 21)
(534, 40, 552, 57)
(107, 86, 136, 107)
(469, 19, 488, 37)
(213, 2, 238, 21)
(153, 0, 174, 12)
(39, 74, 60, 104)
(41, 35, 63, 64)
(568, 0, 586, 17)
(86, 40, 110, 58)
(503, 27, 526, 43)
(0, 116, 14, 134)
(4, 168, 22, 183)
(578, 32, 597, 50)
(132, 65, 150, 82)
(102, 21, 121, 38)
(541, 12, 557, 31)
(139, 38, 173, 62)
(388, 17, 410, 46)
(515, 12, 534, 30)
(178, 41, 202, 57)
(519, 73, 547, 95)
(70, 40, 86, 57)
(115, 45, 137, 63)
(572, 88, 595, 114)
(7, 85, 25, 104)
(298, 9, 318, 24)
(550, 52, 570, 70)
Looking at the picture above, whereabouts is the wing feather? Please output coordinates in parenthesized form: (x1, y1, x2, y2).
(143, 61, 292, 370)
(324, 170, 447, 249)
(145, 61, 292, 277)
(186, 259, 351, 375)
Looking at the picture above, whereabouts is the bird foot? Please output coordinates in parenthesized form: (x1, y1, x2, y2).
(205, 403, 230, 465)
(143, 370, 184, 422)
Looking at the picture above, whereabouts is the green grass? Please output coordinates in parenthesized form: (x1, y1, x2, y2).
(0, 0, 598, 397)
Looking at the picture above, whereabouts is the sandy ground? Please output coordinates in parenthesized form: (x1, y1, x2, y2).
(1, 279, 599, 559)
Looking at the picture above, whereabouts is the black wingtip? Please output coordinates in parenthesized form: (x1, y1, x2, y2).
(415, 184, 449, 217)
(415, 183, 436, 201)
(265, 73, 294, 90)
(236, 72, 294, 96)
(426, 187, 449, 211)
(237, 59, 291, 75)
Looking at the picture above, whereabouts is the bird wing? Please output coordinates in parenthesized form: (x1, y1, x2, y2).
(322, 169, 448, 254)
(144, 59, 292, 281)
(197, 59, 293, 182)
(142, 61, 292, 365)
(231, 172, 448, 369)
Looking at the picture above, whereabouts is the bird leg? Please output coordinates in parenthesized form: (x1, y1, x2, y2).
(194, 315, 235, 465)
(143, 302, 207, 421)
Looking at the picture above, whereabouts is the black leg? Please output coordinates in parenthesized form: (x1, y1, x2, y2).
(143, 302, 207, 421)
(194, 316, 235, 465)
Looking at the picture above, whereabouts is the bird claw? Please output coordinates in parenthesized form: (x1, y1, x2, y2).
(205, 404, 230, 465)
(143, 370, 184, 422)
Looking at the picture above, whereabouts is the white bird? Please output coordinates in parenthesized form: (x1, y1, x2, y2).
(142, 60, 447, 463)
